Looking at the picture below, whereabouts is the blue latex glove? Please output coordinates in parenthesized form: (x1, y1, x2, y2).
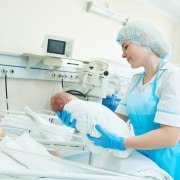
(87, 124, 125, 151)
(56, 110, 77, 129)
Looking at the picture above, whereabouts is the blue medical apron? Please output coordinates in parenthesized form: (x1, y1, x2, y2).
(126, 67, 180, 180)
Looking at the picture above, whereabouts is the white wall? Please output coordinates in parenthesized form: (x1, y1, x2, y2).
(0, 0, 179, 111)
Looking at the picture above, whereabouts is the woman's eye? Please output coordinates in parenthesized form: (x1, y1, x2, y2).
(124, 44, 128, 50)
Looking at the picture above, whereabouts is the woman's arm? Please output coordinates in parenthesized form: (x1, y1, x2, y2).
(124, 125, 180, 149)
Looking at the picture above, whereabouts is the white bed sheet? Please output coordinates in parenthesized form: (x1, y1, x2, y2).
(0, 132, 173, 180)
(0, 108, 173, 180)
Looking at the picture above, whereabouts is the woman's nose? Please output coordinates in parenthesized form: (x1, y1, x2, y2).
(122, 51, 127, 58)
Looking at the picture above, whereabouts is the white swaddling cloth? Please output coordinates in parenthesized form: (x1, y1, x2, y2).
(64, 99, 134, 158)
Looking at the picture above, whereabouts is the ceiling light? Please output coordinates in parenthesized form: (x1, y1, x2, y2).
(87, 2, 128, 25)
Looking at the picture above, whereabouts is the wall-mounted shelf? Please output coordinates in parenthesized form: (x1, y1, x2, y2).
(23, 53, 62, 70)
(0, 52, 80, 82)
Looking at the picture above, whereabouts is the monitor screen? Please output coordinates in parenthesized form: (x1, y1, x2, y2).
(47, 39, 66, 55)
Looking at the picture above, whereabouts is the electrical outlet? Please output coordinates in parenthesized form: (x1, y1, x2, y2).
(9, 69, 15, 74)
(1, 68, 7, 74)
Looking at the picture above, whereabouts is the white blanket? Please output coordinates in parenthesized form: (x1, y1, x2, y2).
(2, 110, 73, 142)
(65, 99, 134, 158)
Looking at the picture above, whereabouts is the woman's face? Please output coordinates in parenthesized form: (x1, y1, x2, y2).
(121, 40, 150, 68)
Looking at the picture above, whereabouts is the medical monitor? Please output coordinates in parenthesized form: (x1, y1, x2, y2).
(42, 35, 73, 58)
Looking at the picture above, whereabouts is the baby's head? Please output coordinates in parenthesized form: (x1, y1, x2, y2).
(51, 92, 78, 112)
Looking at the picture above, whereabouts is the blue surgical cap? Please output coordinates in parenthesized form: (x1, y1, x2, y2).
(116, 20, 171, 58)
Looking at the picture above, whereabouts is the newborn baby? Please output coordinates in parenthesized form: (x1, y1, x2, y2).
(51, 92, 134, 158)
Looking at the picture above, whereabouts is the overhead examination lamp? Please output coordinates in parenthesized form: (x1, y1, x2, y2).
(87, 2, 129, 25)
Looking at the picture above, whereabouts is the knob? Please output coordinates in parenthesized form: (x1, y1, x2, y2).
(104, 71, 109, 76)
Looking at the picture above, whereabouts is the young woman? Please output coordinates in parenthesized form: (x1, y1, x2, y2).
(57, 21, 180, 180)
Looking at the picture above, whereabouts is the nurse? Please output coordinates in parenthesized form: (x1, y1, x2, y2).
(57, 20, 180, 179)
(87, 20, 180, 180)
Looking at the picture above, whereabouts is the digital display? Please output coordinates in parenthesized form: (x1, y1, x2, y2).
(47, 39, 66, 55)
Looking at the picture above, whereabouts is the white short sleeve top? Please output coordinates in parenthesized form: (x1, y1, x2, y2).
(115, 63, 180, 127)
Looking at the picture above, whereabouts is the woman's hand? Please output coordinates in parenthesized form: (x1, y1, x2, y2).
(56, 110, 77, 129)
(87, 124, 125, 151)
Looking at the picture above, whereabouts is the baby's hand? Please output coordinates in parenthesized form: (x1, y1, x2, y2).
(0, 115, 5, 137)
(0, 129, 5, 137)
